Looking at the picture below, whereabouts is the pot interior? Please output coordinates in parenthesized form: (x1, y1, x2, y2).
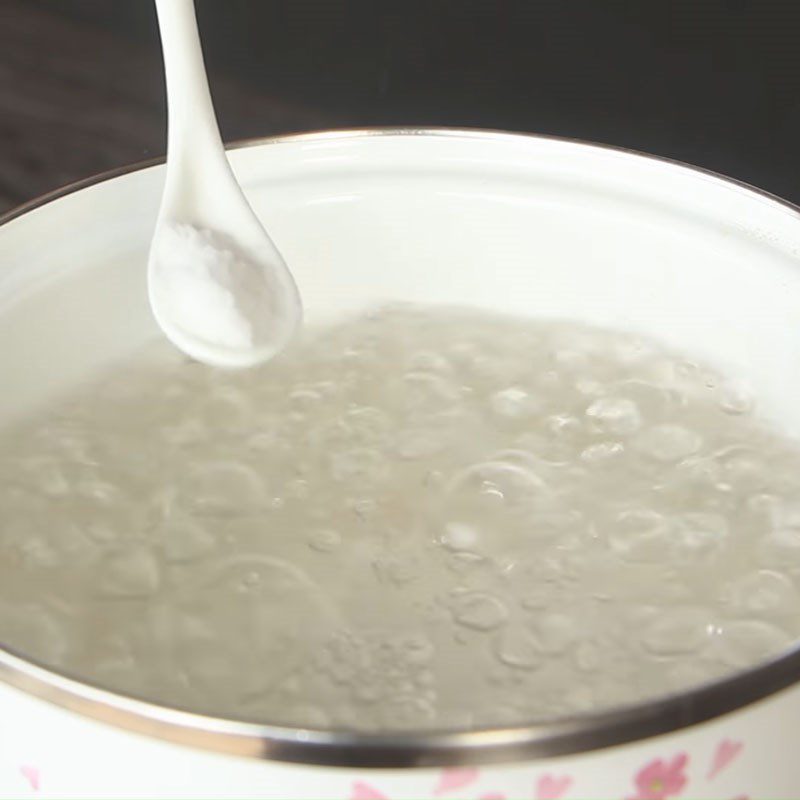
(2, 131, 800, 756)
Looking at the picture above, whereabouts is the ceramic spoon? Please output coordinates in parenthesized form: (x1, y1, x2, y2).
(148, 0, 301, 368)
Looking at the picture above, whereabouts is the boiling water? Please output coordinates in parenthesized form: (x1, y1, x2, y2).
(1, 305, 800, 731)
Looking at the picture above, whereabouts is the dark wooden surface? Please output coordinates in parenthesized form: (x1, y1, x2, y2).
(5, 1, 800, 215)
(0, 0, 333, 215)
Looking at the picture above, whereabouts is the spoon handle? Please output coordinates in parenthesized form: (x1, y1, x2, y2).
(154, 0, 226, 183)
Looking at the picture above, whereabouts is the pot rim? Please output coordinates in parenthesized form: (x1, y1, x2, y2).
(2, 126, 800, 768)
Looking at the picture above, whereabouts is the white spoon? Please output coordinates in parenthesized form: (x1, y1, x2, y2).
(148, 0, 301, 369)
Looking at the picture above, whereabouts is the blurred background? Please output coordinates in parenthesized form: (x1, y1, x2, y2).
(3, 0, 800, 214)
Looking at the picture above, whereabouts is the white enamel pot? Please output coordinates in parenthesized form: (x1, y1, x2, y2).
(2, 129, 800, 799)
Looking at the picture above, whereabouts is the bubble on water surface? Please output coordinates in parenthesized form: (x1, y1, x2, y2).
(394, 428, 448, 460)
(448, 460, 546, 506)
(169, 556, 335, 698)
(407, 351, 453, 375)
(493, 623, 543, 670)
(441, 458, 553, 550)
(553, 348, 590, 373)
(575, 379, 604, 397)
(98, 544, 160, 597)
(330, 448, 387, 483)
(529, 612, 580, 655)
(611, 379, 675, 420)
(160, 518, 215, 562)
(490, 387, 541, 420)
(402, 371, 460, 414)
(581, 441, 624, 463)
(746, 492, 779, 520)
(287, 387, 323, 414)
(713, 620, 792, 668)
(178, 461, 264, 516)
(613, 337, 656, 367)
(393, 633, 434, 665)
(722, 570, 798, 617)
(441, 522, 480, 552)
(20, 456, 71, 497)
(718, 380, 755, 415)
(373, 553, 421, 586)
(673, 512, 729, 559)
(161, 416, 207, 447)
(585, 396, 642, 436)
(307, 529, 342, 553)
(76, 476, 128, 511)
(529, 509, 587, 542)
(610, 509, 673, 562)
(757, 528, 800, 569)
(767, 499, 800, 528)
(711, 446, 768, 492)
(0, 603, 68, 666)
(202, 386, 254, 432)
(285, 478, 310, 499)
(641, 607, 713, 656)
(343, 407, 392, 444)
(634, 424, 702, 462)
(450, 592, 509, 631)
(546, 413, 583, 442)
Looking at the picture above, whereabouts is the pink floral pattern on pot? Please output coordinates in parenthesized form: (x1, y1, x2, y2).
(535, 774, 573, 800)
(708, 739, 744, 780)
(627, 753, 688, 800)
(434, 768, 480, 795)
(19, 765, 40, 792)
(348, 737, 748, 800)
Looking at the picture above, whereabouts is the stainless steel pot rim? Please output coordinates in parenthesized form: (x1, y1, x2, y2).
(2, 127, 800, 769)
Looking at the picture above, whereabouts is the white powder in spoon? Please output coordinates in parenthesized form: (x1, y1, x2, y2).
(150, 222, 272, 351)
